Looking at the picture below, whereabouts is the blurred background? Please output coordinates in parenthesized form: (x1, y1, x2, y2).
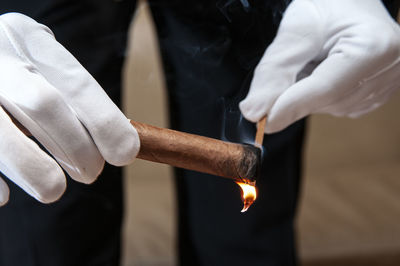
(121, 3, 400, 266)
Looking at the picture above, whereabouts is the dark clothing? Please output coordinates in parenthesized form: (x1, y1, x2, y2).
(0, 1, 398, 266)
(383, 0, 400, 18)
(148, 1, 303, 265)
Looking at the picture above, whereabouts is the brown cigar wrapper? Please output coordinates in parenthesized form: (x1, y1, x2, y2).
(131, 121, 260, 182)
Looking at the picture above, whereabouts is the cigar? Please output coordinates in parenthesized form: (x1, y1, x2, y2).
(10, 115, 260, 182)
(131, 121, 260, 183)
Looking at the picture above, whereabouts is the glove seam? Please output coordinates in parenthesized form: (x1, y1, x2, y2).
(318, 56, 400, 113)
(0, 19, 40, 73)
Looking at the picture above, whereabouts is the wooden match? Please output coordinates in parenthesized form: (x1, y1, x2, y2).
(254, 116, 267, 148)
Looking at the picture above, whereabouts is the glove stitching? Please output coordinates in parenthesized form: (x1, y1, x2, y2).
(0, 20, 37, 69)
(317, 56, 400, 114)
(362, 56, 400, 83)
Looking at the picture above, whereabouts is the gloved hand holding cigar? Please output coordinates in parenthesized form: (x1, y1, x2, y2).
(0, 13, 140, 205)
(240, 0, 400, 133)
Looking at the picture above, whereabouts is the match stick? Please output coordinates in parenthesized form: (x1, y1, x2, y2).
(254, 116, 267, 148)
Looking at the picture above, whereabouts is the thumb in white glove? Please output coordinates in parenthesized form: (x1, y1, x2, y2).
(0, 13, 140, 205)
(239, 0, 400, 133)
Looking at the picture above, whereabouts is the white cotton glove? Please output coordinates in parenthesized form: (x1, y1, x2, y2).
(240, 0, 400, 133)
(0, 13, 140, 205)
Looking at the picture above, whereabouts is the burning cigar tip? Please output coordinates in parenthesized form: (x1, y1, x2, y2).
(236, 116, 266, 212)
(131, 120, 261, 183)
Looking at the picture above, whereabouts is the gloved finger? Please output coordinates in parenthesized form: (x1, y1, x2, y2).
(1, 13, 140, 166)
(0, 106, 66, 203)
(0, 177, 10, 206)
(0, 62, 104, 184)
(264, 50, 385, 133)
(239, 0, 322, 122)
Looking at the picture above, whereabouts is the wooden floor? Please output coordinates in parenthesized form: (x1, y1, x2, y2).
(299, 91, 400, 264)
(121, 4, 400, 266)
(299, 160, 400, 265)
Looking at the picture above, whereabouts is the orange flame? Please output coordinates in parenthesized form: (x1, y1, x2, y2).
(236, 181, 257, 212)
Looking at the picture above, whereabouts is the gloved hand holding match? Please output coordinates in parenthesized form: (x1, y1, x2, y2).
(240, 0, 400, 133)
